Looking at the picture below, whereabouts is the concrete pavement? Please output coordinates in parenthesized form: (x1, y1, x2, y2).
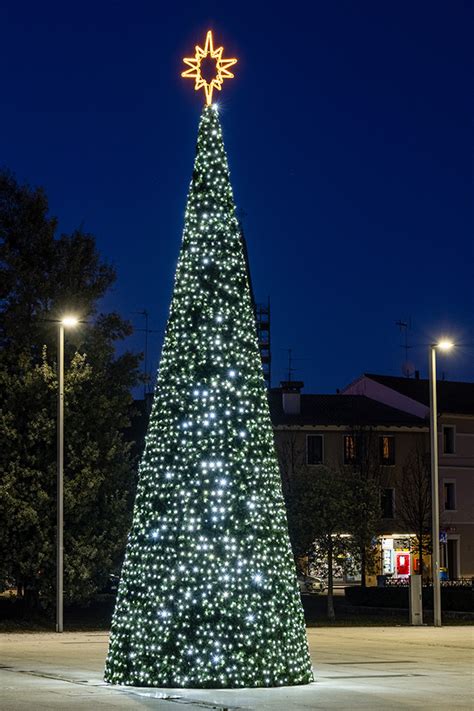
(1, 626, 473, 709)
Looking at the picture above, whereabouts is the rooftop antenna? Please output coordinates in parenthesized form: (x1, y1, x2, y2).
(280, 348, 311, 384)
(285, 348, 295, 382)
(396, 318, 414, 377)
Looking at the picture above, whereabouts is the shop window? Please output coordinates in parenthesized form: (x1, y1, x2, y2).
(306, 434, 323, 465)
(381, 488, 395, 519)
(446, 539, 458, 580)
(444, 481, 456, 511)
(443, 425, 456, 454)
(344, 435, 358, 464)
(382, 548, 394, 574)
(379, 435, 395, 465)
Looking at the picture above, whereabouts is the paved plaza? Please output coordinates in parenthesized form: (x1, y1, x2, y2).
(0, 626, 473, 709)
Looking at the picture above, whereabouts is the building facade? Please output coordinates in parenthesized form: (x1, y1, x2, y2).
(131, 374, 474, 581)
(343, 374, 474, 579)
(269, 382, 430, 584)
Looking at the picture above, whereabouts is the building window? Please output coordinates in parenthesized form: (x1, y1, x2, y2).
(442, 425, 456, 454)
(379, 435, 395, 465)
(307, 434, 323, 465)
(381, 488, 395, 519)
(344, 435, 358, 464)
(444, 481, 456, 511)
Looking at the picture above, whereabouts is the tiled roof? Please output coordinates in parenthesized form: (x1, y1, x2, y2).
(364, 374, 474, 415)
(268, 391, 426, 427)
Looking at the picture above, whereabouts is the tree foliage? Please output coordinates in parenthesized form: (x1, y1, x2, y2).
(104, 106, 313, 688)
(0, 170, 141, 608)
(283, 463, 352, 620)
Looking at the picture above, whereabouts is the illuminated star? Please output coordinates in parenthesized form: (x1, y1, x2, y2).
(182, 30, 237, 106)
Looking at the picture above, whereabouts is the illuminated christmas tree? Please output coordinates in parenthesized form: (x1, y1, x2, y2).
(104, 31, 313, 689)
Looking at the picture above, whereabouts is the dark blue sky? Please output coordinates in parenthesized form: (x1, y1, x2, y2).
(1, 1, 472, 393)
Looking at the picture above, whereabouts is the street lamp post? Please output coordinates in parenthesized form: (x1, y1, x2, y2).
(429, 339, 454, 628)
(56, 316, 78, 633)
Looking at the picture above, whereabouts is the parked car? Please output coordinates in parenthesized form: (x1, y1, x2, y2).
(100, 574, 120, 595)
(298, 574, 326, 594)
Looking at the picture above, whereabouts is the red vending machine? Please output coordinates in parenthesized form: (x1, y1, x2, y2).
(395, 551, 410, 577)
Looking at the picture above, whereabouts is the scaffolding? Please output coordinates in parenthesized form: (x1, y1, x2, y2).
(238, 216, 272, 389)
(255, 298, 271, 388)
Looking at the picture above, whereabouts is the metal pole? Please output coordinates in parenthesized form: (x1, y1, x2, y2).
(429, 345, 442, 627)
(57, 324, 64, 633)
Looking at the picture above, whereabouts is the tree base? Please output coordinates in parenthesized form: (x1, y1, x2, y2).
(104, 673, 315, 688)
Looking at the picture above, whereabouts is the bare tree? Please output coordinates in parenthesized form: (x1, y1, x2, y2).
(276, 431, 306, 497)
(397, 446, 432, 580)
(276, 432, 314, 575)
(343, 426, 384, 587)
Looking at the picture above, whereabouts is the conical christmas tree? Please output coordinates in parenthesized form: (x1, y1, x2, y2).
(104, 104, 313, 688)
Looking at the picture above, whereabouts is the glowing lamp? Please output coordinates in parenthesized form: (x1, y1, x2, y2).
(61, 316, 79, 327)
(437, 340, 454, 351)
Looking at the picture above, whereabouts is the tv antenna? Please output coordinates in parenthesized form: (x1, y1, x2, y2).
(286, 348, 295, 382)
(396, 318, 414, 377)
(281, 348, 305, 382)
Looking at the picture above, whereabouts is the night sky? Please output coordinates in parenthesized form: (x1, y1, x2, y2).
(1, 1, 472, 394)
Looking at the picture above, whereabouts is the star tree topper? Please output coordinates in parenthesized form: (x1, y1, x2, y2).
(182, 30, 237, 105)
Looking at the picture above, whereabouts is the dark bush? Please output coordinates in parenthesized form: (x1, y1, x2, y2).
(435, 587, 473, 612)
(345, 586, 408, 608)
(345, 585, 473, 612)
(0, 594, 115, 629)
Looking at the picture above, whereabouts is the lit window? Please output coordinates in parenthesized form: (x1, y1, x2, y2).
(344, 435, 358, 464)
(379, 435, 395, 465)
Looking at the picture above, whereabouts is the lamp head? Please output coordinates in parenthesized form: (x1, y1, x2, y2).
(436, 340, 454, 352)
(61, 316, 79, 328)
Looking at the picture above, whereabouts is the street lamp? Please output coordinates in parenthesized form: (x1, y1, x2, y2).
(429, 339, 454, 628)
(56, 315, 79, 633)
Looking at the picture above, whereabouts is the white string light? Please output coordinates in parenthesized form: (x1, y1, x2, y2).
(104, 105, 313, 688)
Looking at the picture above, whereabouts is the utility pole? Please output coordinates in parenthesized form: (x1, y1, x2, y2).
(429, 338, 455, 627)
(429, 345, 442, 627)
(56, 315, 79, 633)
(57, 322, 64, 633)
